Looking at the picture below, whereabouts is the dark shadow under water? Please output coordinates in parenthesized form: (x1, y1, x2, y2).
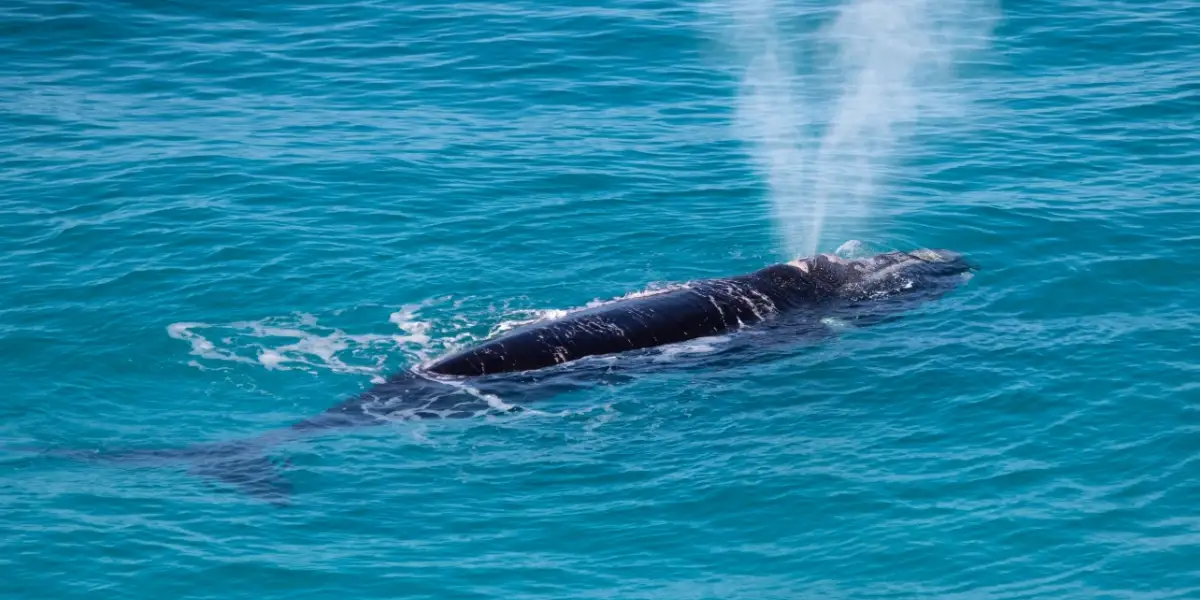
(10, 286, 960, 506)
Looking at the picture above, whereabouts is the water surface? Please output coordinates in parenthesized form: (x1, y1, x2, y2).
(2, 0, 1198, 597)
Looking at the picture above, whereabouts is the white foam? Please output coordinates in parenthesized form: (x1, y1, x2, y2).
(258, 350, 285, 369)
(166, 311, 435, 378)
(433, 375, 536, 417)
(820, 317, 853, 330)
(834, 239, 875, 260)
(388, 304, 432, 345)
(581, 283, 685, 309)
(489, 308, 571, 336)
(167, 322, 258, 366)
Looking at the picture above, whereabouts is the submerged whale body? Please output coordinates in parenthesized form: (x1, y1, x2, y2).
(16, 248, 974, 504)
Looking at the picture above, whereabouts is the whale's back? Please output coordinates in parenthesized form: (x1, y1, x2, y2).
(425, 271, 802, 377)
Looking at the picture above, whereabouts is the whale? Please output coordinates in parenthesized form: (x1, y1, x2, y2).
(10, 248, 975, 504)
(426, 248, 969, 377)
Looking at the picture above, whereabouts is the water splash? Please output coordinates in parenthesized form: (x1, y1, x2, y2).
(161, 283, 695, 381)
(166, 306, 446, 382)
(716, 0, 995, 257)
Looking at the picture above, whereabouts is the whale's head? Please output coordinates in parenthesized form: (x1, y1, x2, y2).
(790, 248, 974, 302)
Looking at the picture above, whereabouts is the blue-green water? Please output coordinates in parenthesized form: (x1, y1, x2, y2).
(3, 0, 1198, 597)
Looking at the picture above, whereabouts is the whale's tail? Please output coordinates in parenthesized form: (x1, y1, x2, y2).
(5, 434, 296, 506)
(183, 447, 293, 506)
(3, 371, 483, 506)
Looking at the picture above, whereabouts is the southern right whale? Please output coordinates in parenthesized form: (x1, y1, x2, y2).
(13, 248, 975, 504)
(424, 248, 970, 377)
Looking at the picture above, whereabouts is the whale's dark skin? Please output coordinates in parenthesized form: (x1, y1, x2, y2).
(426, 263, 819, 377)
(12, 249, 974, 504)
(425, 250, 968, 378)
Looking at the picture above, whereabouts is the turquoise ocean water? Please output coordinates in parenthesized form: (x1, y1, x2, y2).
(2, 0, 1198, 597)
